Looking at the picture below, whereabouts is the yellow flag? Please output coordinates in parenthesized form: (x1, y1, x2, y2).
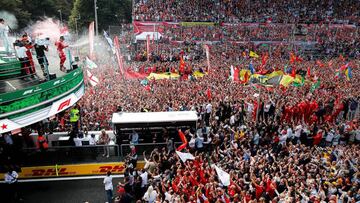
(279, 75, 295, 87)
(249, 51, 259, 58)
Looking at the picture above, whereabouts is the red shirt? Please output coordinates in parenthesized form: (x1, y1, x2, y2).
(255, 184, 264, 199)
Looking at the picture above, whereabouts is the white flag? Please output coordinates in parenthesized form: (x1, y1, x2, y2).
(86, 70, 99, 87)
(176, 151, 195, 163)
(214, 165, 230, 186)
(230, 65, 234, 80)
(85, 57, 98, 69)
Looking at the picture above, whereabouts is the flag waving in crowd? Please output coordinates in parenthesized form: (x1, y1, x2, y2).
(86, 70, 99, 87)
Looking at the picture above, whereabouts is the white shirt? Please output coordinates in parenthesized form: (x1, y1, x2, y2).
(140, 171, 148, 187)
(16, 46, 28, 58)
(247, 103, 254, 113)
(103, 176, 113, 190)
(286, 128, 293, 139)
(164, 192, 172, 201)
(89, 137, 97, 145)
(326, 132, 335, 142)
(189, 137, 196, 148)
(206, 103, 212, 113)
(230, 115, 235, 125)
(264, 104, 271, 112)
(279, 134, 287, 145)
(295, 125, 302, 138)
(143, 190, 157, 203)
(4, 171, 18, 184)
(73, 137, 83, 146)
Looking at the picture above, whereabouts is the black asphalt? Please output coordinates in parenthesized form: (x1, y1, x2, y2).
(1, 178, 123, 203)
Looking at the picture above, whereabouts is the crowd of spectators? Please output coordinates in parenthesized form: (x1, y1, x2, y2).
(2, 2, 360, 201)
(133, 0, 360, 24)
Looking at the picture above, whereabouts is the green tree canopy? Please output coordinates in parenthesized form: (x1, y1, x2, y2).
(0, 0, 74, 31)
(69, 0, 131, 33)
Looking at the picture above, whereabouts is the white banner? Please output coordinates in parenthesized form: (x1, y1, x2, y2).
(176, 151, 195, 163)
(214, 165, 230, 186)
(0, 119, 22, 134)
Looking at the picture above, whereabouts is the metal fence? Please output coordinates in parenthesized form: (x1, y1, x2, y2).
(19, 144, 120, 167)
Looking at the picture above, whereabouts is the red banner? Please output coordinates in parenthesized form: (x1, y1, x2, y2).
(146, 34, 150, 61)
(113, 36, 124, 75)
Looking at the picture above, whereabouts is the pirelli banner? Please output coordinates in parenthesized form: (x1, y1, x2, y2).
(0, 162, 145, 179)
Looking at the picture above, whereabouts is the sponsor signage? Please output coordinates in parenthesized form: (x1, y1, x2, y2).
(0, 162, 145, 179)
(47, 93, 78, 117)
(0, 84, 84, 134)
(0, 68, 83, 104)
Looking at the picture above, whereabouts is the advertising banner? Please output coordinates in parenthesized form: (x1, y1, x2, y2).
(0, 162, 145, 179)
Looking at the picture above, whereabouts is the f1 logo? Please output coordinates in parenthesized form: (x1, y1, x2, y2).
(57, 99, 71, 111)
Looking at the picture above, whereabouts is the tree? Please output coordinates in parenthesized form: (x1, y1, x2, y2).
(69, 0, 131, 33)
(0, 0, 74, 31)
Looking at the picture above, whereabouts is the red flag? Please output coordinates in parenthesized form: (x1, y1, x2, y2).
(241, 71, 250, 84)
(307, 66, 311, 78)
(233, 67, 239, 81)
(290, 52, 302, 64)
(179, 56, 185, 73)
(206, 88, 212, 100)
(290, 52, 296, 64)
(291, 68, 296, 78)
(328, 60, 333, 68)
(177, 129, 188, 151)
(146, 35, 150, 61)
(261, 53, 269, 66)
(144, 85, 151, 92)
(316, 60, 324, 68)
(339, 54, 345, 62)
(340, 63, 349, 72)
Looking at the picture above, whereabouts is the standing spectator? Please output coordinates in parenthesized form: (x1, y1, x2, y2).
(36, 134, 48, 152)
(98, 130, 110, 158)
(130, 130, 139, 144)
(349, 98, 358, 120)
(140, 169, 148, 194)
(142, 185, 157, 203)
(205, 101, 212, 126)
(89, 134, 97, 145)
(103, 171, 113, 203)
(4, 169, 22, 202)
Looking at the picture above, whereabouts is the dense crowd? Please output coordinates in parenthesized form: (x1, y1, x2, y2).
(133, 0, 360, 23)
(77, 22, 360, 202)
(2, 2, 360, 202)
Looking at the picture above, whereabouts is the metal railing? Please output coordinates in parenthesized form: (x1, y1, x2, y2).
(18, 144, 120, 167)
